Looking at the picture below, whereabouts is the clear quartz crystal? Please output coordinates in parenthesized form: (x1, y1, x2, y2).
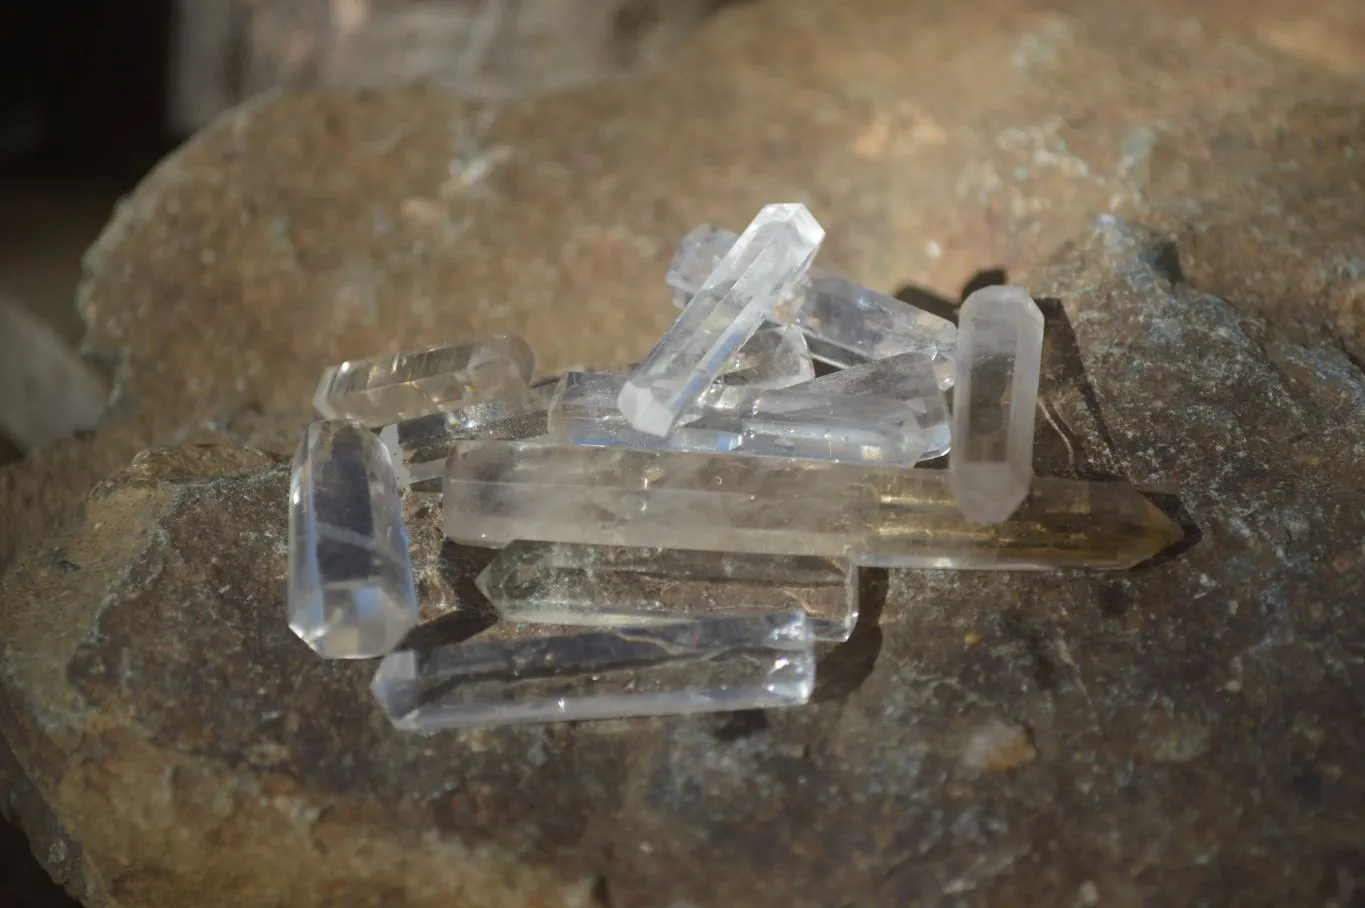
(378, 392, 547, 492)
(620, 204, 824, 436)
(443, 441, 1183, 570)
(313, 334, 535, 426)
(549, 371, 928, 466)
(719, 323, 814, 389)
(288, 419, 417, 658)
(477, 541, 857, 642)
(800, 351, 950, 459)
(948, 285, 1045, 523)
(370, 610, 815, 731)
(668, 224, 958, 387)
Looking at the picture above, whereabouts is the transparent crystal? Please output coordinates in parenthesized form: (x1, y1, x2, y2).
(288, 419, 417, 658)
(799, 352, 950, 459)
(378, 392, 547, 492)
(620, 204, 824, 436)
(949, 285, 1045, 523)
(478, 541, 857, 642)
(443, 442, 1183, 570)
(313, 334, 535, 426)
(668, 224, 958, 387)
(550, 371, 928, 466)
(719, 324, 814, 389)
(370, 610, 815, 730)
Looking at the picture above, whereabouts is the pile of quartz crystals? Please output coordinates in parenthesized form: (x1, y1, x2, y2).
(287, 202, 1183, 733)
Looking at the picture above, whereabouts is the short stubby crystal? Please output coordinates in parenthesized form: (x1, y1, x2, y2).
(370, 610, 815, 730)
(948, 285, 1045, 523)
(313, 334, 535, 426)
(288, 419, 417, 658)
(620, 204, 824, 436)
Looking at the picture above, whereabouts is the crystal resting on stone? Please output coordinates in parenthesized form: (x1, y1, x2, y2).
(378, 391, 547, 492)
(800, 351, 950, 459)
(443, 442, 1183, 570)
(720, 323, 814, 389)
(477, 541, 858, 643)
(288, 419, 417, 658)
(668, 224, 958, 388)
(549, 371, 929, 466)
(948, 285, 1045, 524)
(313, 334, 536, 426)
(370, 610, 815, 731)
(619, 203, 824, 436)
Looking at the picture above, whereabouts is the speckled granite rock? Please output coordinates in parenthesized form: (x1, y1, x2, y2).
(3, 216, 1364, 906)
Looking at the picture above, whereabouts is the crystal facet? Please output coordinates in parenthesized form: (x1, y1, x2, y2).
(948, 285, 1045, 523)
(288, 419, 417, 658)
(313, 335, 535, 426)
(719, 323, 814, 389)
(443, 442, 1183, 570)
(668, 224, 958, 387)
(620, 204, 824, 436)
(378, 392, 547, 492)
(799, 352, 950, 459)
(477, 541, 858, 642)
(550, 371, 928, 466)
(370, 610, 815, 730)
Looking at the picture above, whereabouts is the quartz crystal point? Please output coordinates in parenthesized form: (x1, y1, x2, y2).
(370, 610, 815, 730)
(720, 323, 814, 389)
(443, 442, 1183, 570)
(549, 371, 928, 466)
(948, 285, 1045, 523)
(288, 419, 417, 658)
(800, 352, 950, 459)
(620, 204, 824, 436)
(378, 391, 547, 492)
(313, 334, 535, 426)
(668, 224, 958, 387)
(478, 541, 858, 642)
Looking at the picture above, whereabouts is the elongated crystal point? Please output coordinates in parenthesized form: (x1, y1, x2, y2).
(668, 224, 958, 387)
(948, 285, 1045, 523)
(288, 419, 417, 658)
(477, 541, 858, 642)
(800, 351, 950, 459)
(443, 442, 1182, 570)
(370, 610, 815, 730)
(313, 334, 535, 426)
(621, 204, 824, 436)
(550, 371, 928, 466)
(378, 391, 547, 492)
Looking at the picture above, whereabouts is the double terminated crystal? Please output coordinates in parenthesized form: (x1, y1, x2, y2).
(949, 285, 1045, 523)
(288, 420, 417, 658)
(668, 224, 958, 387)
(443, 442, 1182, 570)
(620, 204, 824, 436)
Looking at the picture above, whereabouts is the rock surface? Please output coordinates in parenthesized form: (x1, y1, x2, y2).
(4, 216, 1365, 906)
(3, 0, 1365, 904)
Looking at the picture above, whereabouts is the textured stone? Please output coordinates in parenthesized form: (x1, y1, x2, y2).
(4, 215, 1365, 905)
(6, 0, 1365, 903)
